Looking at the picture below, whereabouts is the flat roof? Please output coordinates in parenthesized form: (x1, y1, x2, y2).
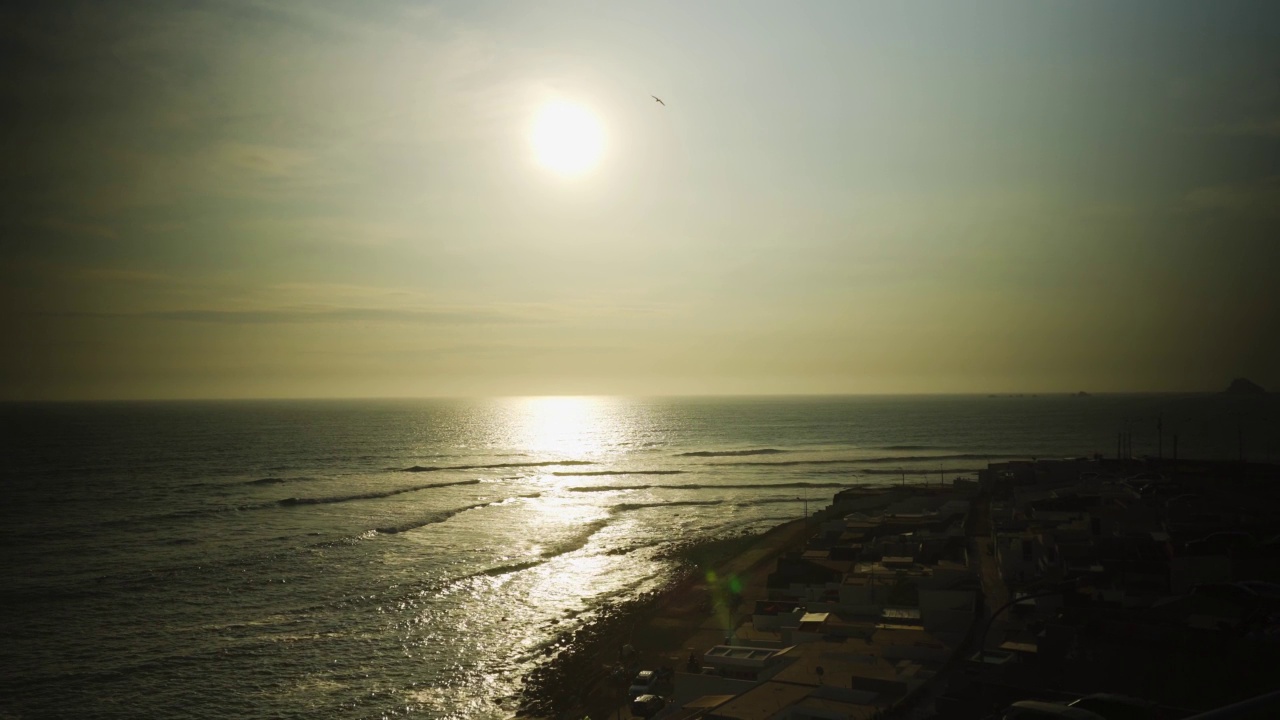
(867, 626, 945, 647)
(792, 697, 880, 720)
(844, 571, 896, 584)
(754, 600, 802, 615)
(771, 644, 900, 688)
(970, 650, 1015, 665)
(705, 682, 815, 720)
(852, 561, 928, 575)
(881, 608, 921, 619)
(999, 641, 1039, 654)
(683, 695, 736, 709)
(705, 646, 779, 661)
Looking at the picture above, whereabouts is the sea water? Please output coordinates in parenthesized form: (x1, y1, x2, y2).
(2, 394, 1275, 719)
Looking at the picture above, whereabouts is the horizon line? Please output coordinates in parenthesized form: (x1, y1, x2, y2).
(1, 389, 1266, 404)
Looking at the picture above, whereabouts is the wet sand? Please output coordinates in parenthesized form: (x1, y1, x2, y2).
(519, 516, 819, 719)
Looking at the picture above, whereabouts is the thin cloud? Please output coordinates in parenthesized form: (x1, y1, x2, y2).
(1183, 177, 1280, 216)
(49, 305, 544, 325)
(1211, 117, 1280, 138)
(34, 219, 119, 240)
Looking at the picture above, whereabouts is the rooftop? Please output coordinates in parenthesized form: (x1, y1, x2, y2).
(705, 682, 815, 720)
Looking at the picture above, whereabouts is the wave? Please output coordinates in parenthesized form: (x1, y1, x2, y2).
(374, 493, 540, 534)
(278, 479, 480, 506)
(542, 518, 610, 558)
(861, 467, 981, 475)
(602, 540, 664, 557)
(244, 476, 318, 486)
(438, 518, 612, 585)
(479, 560, 546, 577)
(88, 479, 485, 530)
(374, 503, 490, 535)
(734, 497, 808, 507)
(857, 452, 1028, 463)
(14, 491, 543, 605)
(676, 448, 786, 457)
(566, 480, 854, 493)
(714, 452, 1028, 467)
(551, 470, 685, 477)
(401, 460, 594, 472)
(614, 500, 725, 512)
(423, 558, 549, 591)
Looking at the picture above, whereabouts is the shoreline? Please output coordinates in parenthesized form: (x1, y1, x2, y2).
(517, 513, 831, 719)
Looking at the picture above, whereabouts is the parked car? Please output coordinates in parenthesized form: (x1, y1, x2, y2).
(630, 694, 665, 718)
(1067, 694, 1160, 720)
(628, 669, 658, 698)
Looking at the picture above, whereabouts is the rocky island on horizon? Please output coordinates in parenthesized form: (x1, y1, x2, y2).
(1224, 377, 1267, 395)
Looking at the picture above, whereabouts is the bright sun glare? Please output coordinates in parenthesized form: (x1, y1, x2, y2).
(530, 101, 605, 176)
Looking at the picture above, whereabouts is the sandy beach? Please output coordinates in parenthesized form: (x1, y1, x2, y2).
(519, 514, 824, 719)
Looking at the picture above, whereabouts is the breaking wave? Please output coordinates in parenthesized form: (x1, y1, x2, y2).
(734, 497, 807, 507)
(278, 479, 480, 506)
(861, 467, 982, 475)
(244, 476, 318, 486)
(566, 481, 853, 492)
(676, 448, 786, 457)
(551, 470, 685, 477)
(715, 453, 1027, 467)
(614, 500, 725, 512)
(374, 494, 539, 534)
(401, 461, 594, 473)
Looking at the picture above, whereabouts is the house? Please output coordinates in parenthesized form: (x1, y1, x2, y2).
(701, 645, 796, 682)
(703, 681, 879, 720)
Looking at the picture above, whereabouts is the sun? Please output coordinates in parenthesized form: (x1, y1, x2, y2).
(530, 100, 605, 176)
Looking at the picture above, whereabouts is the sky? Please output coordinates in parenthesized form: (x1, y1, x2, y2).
(2, 0, 1278, 400)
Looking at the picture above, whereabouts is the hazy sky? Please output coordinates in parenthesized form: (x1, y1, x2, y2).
(3, 1, 1278, 399)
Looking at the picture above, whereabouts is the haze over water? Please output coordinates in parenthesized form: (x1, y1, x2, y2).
(4, 3, 1278, 716)
(2, 394, 1275, 719)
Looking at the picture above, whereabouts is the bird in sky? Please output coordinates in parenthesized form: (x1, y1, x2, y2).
(651, 95, 665, 106)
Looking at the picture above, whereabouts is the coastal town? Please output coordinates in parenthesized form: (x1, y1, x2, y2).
(534, 456, 1280, 720)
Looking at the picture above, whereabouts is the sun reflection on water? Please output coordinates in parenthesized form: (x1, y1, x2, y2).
(504, 396, 627, 459)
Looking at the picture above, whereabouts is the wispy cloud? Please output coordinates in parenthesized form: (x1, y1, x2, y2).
(41, 273, 558, 325)
(35, 218, 119, 240)
(1183, 177, 1280, 216)
(55, 306, 540, 325)
(227, 215, 415, 248)
(1211, 117, 1280, 138)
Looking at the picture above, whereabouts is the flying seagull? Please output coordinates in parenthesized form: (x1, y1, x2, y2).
(651, 95, 665, 106)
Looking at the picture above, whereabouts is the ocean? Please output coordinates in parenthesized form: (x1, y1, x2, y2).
(1, 394, 1275, 719)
